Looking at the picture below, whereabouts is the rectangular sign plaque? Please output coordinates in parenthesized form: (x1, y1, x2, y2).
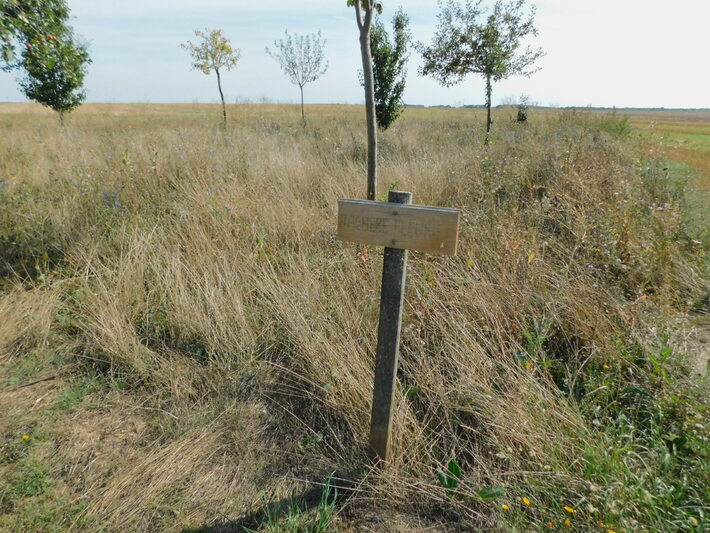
(337, 199, 460, 256)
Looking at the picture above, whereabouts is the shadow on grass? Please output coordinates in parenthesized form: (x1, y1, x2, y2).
(182, 475, 357, 533)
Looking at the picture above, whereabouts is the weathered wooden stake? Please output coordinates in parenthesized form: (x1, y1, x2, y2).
(337, 190, 459, 463)
(369, 190, 412, 462)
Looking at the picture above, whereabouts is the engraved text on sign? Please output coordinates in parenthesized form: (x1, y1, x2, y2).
(337, 199, 460, 256)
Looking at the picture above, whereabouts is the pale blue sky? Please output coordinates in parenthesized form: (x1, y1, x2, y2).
(1, 0, 708, 108)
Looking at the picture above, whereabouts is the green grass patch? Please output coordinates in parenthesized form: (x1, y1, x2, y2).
(4, 350, 57, 387)
(56, 374, 100, 411)
(246, 475, 338, 533)
(0, 491, 90, 533)
(497, 342, 709, 532)
(661, 132, 710, 151)
(5, 462, 50, 498)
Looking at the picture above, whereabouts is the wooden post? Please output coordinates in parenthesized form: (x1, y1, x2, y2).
(336, 191, 460, 462)
(369, 190, 412, 462)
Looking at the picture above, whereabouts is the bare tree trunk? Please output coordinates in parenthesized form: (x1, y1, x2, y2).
(215, 67, 227, 127)
(356, 2, 377, 201)
(485, 73, 492, 138)
(300, 84, 305, 123)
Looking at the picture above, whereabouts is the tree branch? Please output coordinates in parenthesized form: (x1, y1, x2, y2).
(363, 0, 374, 30)
(354, 1, 364, 32)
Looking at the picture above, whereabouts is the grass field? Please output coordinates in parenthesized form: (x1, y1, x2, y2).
(1, 103, 709, 532)
(624, 109, 710, 252)
(623, 109, 710, 190)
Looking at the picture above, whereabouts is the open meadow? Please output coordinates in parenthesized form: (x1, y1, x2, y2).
(622, 109, 710, 189)
(1, 103, 709, 532)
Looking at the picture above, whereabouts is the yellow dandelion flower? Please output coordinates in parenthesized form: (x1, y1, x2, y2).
(564, 506, 576, 514)
(22, 434, 30, 440)
(546, 522, 554, 529)
(522, 497, 531, 506)
(603, 364, 611, 370)
(564, 519, 572, 526)
(501, 504, 510, 511)
(607, 529, 617, 533)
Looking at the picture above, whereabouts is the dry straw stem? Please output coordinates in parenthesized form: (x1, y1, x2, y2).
(0, 103, 708, 531)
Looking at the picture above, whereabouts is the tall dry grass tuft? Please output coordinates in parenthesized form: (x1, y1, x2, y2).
(1, 103, 708, 531)
(0, 286, 58, 361)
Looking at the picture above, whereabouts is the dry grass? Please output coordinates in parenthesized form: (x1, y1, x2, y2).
(1, 103, 708, 532)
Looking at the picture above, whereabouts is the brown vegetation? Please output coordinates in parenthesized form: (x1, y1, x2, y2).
(1, 104, 708, 532)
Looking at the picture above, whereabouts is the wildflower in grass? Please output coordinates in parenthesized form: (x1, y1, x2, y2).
(501, 504, 510, 511)
(564, 506, 576, 514)
(564, 518, 572, 526)
(603, 364, 611, 370)
(546, 522, 554, 529)
(522, 497, 531, 505)
(22, 434, 30, 440)
(607, 529, 617, 533)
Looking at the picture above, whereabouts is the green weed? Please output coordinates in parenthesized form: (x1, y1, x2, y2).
(3, 462, 49, 498)
(598, 110, 632, 138)
(57, 374, 99, 411)
(245, 474, 338, 533)
(436, 458, 461, 497)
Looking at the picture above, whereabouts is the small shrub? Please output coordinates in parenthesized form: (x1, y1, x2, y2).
(516, 95, 529, 123)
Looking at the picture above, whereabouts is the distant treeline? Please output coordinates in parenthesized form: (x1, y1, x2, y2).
(403, 104, 710, 111)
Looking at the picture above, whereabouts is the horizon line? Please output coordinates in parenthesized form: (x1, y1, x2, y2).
(1, 101, 709, 112)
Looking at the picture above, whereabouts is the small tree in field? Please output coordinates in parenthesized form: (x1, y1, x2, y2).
(419, 0, 544, 137)
(516, 94, 529, 122)
(2, 0, 90, 124)
(348, 0, 382, 201)
(19, 28, 90, 125)
(266, 30, 328, 122)
(369, 8, 411, 130)
(181, 28, 240, 126)
(1, 0, 69, 67)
